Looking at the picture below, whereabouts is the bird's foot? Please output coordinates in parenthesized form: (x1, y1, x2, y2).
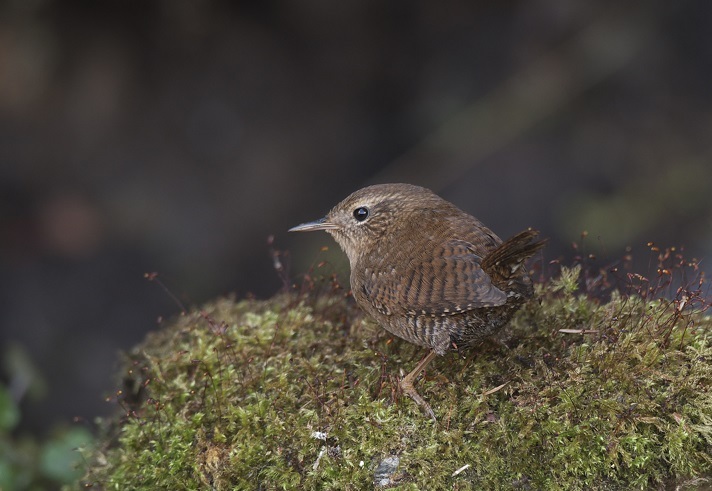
(400, 350, 438, 422)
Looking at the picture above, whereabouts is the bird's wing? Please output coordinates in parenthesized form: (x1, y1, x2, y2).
(363, 240, 507, 317)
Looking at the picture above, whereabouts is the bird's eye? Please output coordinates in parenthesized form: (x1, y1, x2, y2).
(353, 206, 369, 222)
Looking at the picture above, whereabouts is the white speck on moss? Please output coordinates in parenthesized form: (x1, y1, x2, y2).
(374, 455, 400, 487)
(311, 431, 327, 441)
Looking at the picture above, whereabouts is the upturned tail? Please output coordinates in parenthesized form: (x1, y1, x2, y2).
(481, 228, 547, 297)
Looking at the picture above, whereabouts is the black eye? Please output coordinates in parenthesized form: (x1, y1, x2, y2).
(353, 206, 369, 222)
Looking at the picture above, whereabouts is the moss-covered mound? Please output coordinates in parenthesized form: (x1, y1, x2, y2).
(76, 267, 710, 490)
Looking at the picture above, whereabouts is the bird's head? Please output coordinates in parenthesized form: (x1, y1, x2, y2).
(289, 183, 440, 265)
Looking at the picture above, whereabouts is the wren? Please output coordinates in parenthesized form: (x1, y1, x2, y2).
(289, 183, 546, 420)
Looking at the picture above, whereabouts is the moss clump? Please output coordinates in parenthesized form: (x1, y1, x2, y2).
(75, 267, 710, 490)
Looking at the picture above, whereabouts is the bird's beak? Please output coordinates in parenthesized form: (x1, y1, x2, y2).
(288, 217, 339, 232)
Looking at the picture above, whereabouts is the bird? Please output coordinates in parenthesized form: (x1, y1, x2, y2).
(289, 183, 546, 420)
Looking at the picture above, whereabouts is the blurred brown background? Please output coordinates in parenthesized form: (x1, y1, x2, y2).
(1, 0, 711, 436)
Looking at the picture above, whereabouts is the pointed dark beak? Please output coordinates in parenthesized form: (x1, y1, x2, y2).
(288, 217, 339, 232)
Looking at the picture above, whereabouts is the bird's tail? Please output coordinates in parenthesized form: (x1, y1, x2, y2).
(482, 228, 547, 296)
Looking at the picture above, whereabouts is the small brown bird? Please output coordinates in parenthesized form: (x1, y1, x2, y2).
(290, 183, 545, 419)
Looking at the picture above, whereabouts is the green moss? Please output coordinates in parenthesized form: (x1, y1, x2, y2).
(75, 268, 710, 490)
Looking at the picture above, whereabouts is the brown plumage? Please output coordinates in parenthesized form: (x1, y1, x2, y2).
(290, 183, 546, 419)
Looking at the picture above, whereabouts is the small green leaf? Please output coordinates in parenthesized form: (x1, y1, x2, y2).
(0, 384, 20, 431)
(39, 427, 93, 483)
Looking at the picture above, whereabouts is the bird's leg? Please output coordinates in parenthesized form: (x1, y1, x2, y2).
(400, 350, 438, 421)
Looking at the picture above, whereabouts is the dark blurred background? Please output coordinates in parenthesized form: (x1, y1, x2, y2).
(1, 0, 711, 437)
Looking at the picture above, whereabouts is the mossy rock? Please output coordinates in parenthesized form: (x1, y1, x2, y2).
(75, 267, 711, 490)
